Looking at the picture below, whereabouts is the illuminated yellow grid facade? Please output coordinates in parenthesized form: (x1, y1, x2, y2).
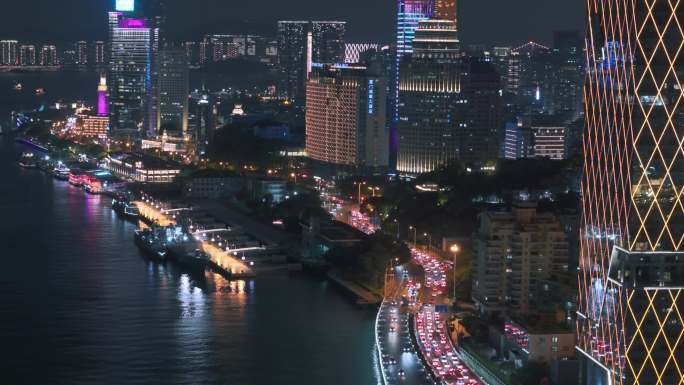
(581, 1, 684, 385)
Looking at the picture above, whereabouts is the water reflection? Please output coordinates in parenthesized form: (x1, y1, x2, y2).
(1, 137, 379, 385)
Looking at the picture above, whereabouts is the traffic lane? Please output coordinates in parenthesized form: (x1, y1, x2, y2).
(377, 301, 432, 384)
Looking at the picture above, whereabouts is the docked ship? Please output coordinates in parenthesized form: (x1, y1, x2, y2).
(112, 195, 140, 221)
(134, 227, 169, 261)
(168, 247, 211, 273)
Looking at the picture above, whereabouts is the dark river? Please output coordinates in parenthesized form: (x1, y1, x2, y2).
(0, 71, 380, 385)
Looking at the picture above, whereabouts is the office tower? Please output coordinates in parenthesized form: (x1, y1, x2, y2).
(97, 73, 108, 116)
(503, 121, 532, 160)
(311, 21, 346, 64)
(39, 45, 57, 66)
(154, 46, 189, 134)
(579, 2, 684, 385)
(344, 43, 380, 64)
(142, 0, 166, 44)
(396, 0, 434, 60)
(473, 202, 569, 315)
(189, 89, 217, 154)
(94, 41, 106, 65)
(277, 21, 309, 104)
(184, 41, 199, 66)
(277, 21, 346, 105)
(1, 40, 18, 66)
(512, 41, 552, 113)
(396, 19, 461, 174)
(305, 64, 389, 170)
(108, 10, 155, 133)
(457, 59, 502, 165)
(19, 45, 36, 66)
(76, 41, 88, 66)
(394, 0, 434, 106)
(505, 51, 521, 94)
(551, 30, 583, 121)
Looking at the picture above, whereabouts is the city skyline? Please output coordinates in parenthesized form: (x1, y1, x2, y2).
(0, 0, 584, 45)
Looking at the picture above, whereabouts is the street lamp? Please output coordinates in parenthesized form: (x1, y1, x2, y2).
(354, 181, 367, 204)
(450, 243, 460, 302)
(423, 232, 432, 252)
(409, 226, 417, 247)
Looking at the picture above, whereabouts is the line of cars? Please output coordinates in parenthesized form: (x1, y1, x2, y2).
(411, 249, 482, 385)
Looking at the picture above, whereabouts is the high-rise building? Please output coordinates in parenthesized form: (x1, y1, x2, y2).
(94, 41, 106, 66)
(184, 41, 199, 66)
(305, 64, 389, 171)
(311, 21, 346, 64)
(277, 21, 309, 105)
(189, 89, 218, 155)
(473, 201, 569, 315)
(551, 30, 583, 121)
(579, 3, 684, 385)
(1, 40, 18, 66)
(108, 10, 156, 133)
(503, 121, 532, 160)
(39, 45, 57, 66)
(76, 41, 88, 66)
(457, 60, 502, 165)
(396, 19, 461, 174)
(19, 45, 36, 66)
(511, 41, 552, 113)
(277, 21, 346, 105)
(154, 46, 189, 134)
(394, 0, 434, 117)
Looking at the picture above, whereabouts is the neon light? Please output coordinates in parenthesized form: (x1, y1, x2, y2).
(119, 18, 146, 28)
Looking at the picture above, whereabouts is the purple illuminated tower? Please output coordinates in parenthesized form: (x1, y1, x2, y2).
(97, 73, 108, 116)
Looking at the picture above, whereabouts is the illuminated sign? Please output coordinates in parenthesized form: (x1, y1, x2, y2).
(116, 0, 135, 12)
(368, 79, 375, 114)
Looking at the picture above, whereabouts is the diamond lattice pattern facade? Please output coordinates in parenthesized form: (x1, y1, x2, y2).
(580, 2, 684, 385)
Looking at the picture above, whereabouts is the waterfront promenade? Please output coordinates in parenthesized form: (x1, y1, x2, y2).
(134, 199, 254, 277)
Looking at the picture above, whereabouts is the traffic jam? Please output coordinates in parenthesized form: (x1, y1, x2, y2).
(411, 249, 482, 385)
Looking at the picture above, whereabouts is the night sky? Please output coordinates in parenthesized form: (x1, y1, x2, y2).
(1, 0, 584, 45)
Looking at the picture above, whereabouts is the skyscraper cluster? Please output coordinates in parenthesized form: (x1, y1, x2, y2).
(0, 40, 105, 68)
(393, 0, 503, 173)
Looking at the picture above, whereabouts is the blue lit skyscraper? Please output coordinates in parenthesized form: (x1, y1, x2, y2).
(391, 0, 434, 163)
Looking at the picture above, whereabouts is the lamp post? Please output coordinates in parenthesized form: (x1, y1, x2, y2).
(423, 232, 432, 252)
(409, 226, 417, 248)
(450, 243, 460, 303)
(355, 181, 367, 204)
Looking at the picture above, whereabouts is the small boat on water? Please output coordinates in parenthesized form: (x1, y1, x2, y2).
(35, 88, 45, 96)
(18, 152, 37, 168)
(52, 163, 70, 180)
(13, 82, 22, 91)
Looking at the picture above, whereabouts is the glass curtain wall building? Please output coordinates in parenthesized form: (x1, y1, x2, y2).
(580, 2, 684, 385)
